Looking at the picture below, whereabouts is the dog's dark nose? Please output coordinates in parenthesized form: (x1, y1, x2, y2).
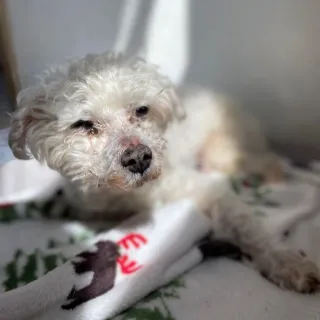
(121, 144, 152, 174)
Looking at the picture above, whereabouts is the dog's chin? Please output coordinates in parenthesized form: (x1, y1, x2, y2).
(105, 166, 162, 192)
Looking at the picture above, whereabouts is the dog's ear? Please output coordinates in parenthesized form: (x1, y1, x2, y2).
(168, 87, 185, 121)
(159, 86, 185, 128)
(8, 87, 56, 160)
(151, 87, 185, 130)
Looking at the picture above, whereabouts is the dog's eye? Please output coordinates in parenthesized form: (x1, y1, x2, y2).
(135, 106, 149, 117)
(71, 120, 94, 129)
(71, 120, 98, 134)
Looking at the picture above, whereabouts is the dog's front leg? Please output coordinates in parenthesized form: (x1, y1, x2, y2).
(157, 169, 320, 292)
(200, 192, 320, 293)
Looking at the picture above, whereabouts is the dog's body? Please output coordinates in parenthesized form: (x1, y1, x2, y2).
(9, 53, 320, 293)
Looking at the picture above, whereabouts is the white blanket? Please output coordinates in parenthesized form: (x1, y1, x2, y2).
(0, 200, 211, 320)
(1, 127, 320, 320)
(0, 128, 215, 320)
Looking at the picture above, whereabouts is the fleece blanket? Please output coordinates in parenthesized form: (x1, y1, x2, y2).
(0, 128, 233, 320)
(1, 128, 320, 319)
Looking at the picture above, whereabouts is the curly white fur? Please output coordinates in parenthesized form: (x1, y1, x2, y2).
(9, 53, 183, 192)
(9, 52, 320, 293)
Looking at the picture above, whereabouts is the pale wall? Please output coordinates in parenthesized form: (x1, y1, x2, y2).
(6, 0, 320, 160)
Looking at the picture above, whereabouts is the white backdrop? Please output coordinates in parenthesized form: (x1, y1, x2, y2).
(6, 0, 320, 160)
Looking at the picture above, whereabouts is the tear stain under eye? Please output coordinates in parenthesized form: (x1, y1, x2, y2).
(88, 127, 99, 135)
(128, 115, 135, 124)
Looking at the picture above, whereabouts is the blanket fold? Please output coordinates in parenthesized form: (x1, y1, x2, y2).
(0, 200, 211, 320)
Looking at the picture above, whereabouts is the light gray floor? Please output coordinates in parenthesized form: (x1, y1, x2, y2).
(0, 73, 11, 129)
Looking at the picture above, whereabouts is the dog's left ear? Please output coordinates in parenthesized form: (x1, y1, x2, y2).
(158, 86, 186, 125)
(153, 87, 185, 130)
(168, 87, 186, 121)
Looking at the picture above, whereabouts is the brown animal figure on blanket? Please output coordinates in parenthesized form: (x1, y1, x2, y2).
(62, 241, 119, 310)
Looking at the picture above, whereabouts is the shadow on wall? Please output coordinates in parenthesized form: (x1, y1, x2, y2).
(183, 0, 320, 162)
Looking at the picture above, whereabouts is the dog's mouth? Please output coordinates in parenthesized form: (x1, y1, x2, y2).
(137, 167, 162, 185)
(105, 165, 162, 191)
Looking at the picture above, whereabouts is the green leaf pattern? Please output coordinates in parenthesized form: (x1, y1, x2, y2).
(2, 245, 68, 292)
(118, 278, 185, 320)
(230, 174, 280, 207)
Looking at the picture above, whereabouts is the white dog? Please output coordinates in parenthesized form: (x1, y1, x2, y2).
(8, 52, 320, 293)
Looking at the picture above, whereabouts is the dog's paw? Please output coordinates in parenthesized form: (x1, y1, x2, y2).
(256, 250, 320, 293)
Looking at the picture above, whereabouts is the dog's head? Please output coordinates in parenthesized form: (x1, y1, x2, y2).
(9, 53, 184, 191)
